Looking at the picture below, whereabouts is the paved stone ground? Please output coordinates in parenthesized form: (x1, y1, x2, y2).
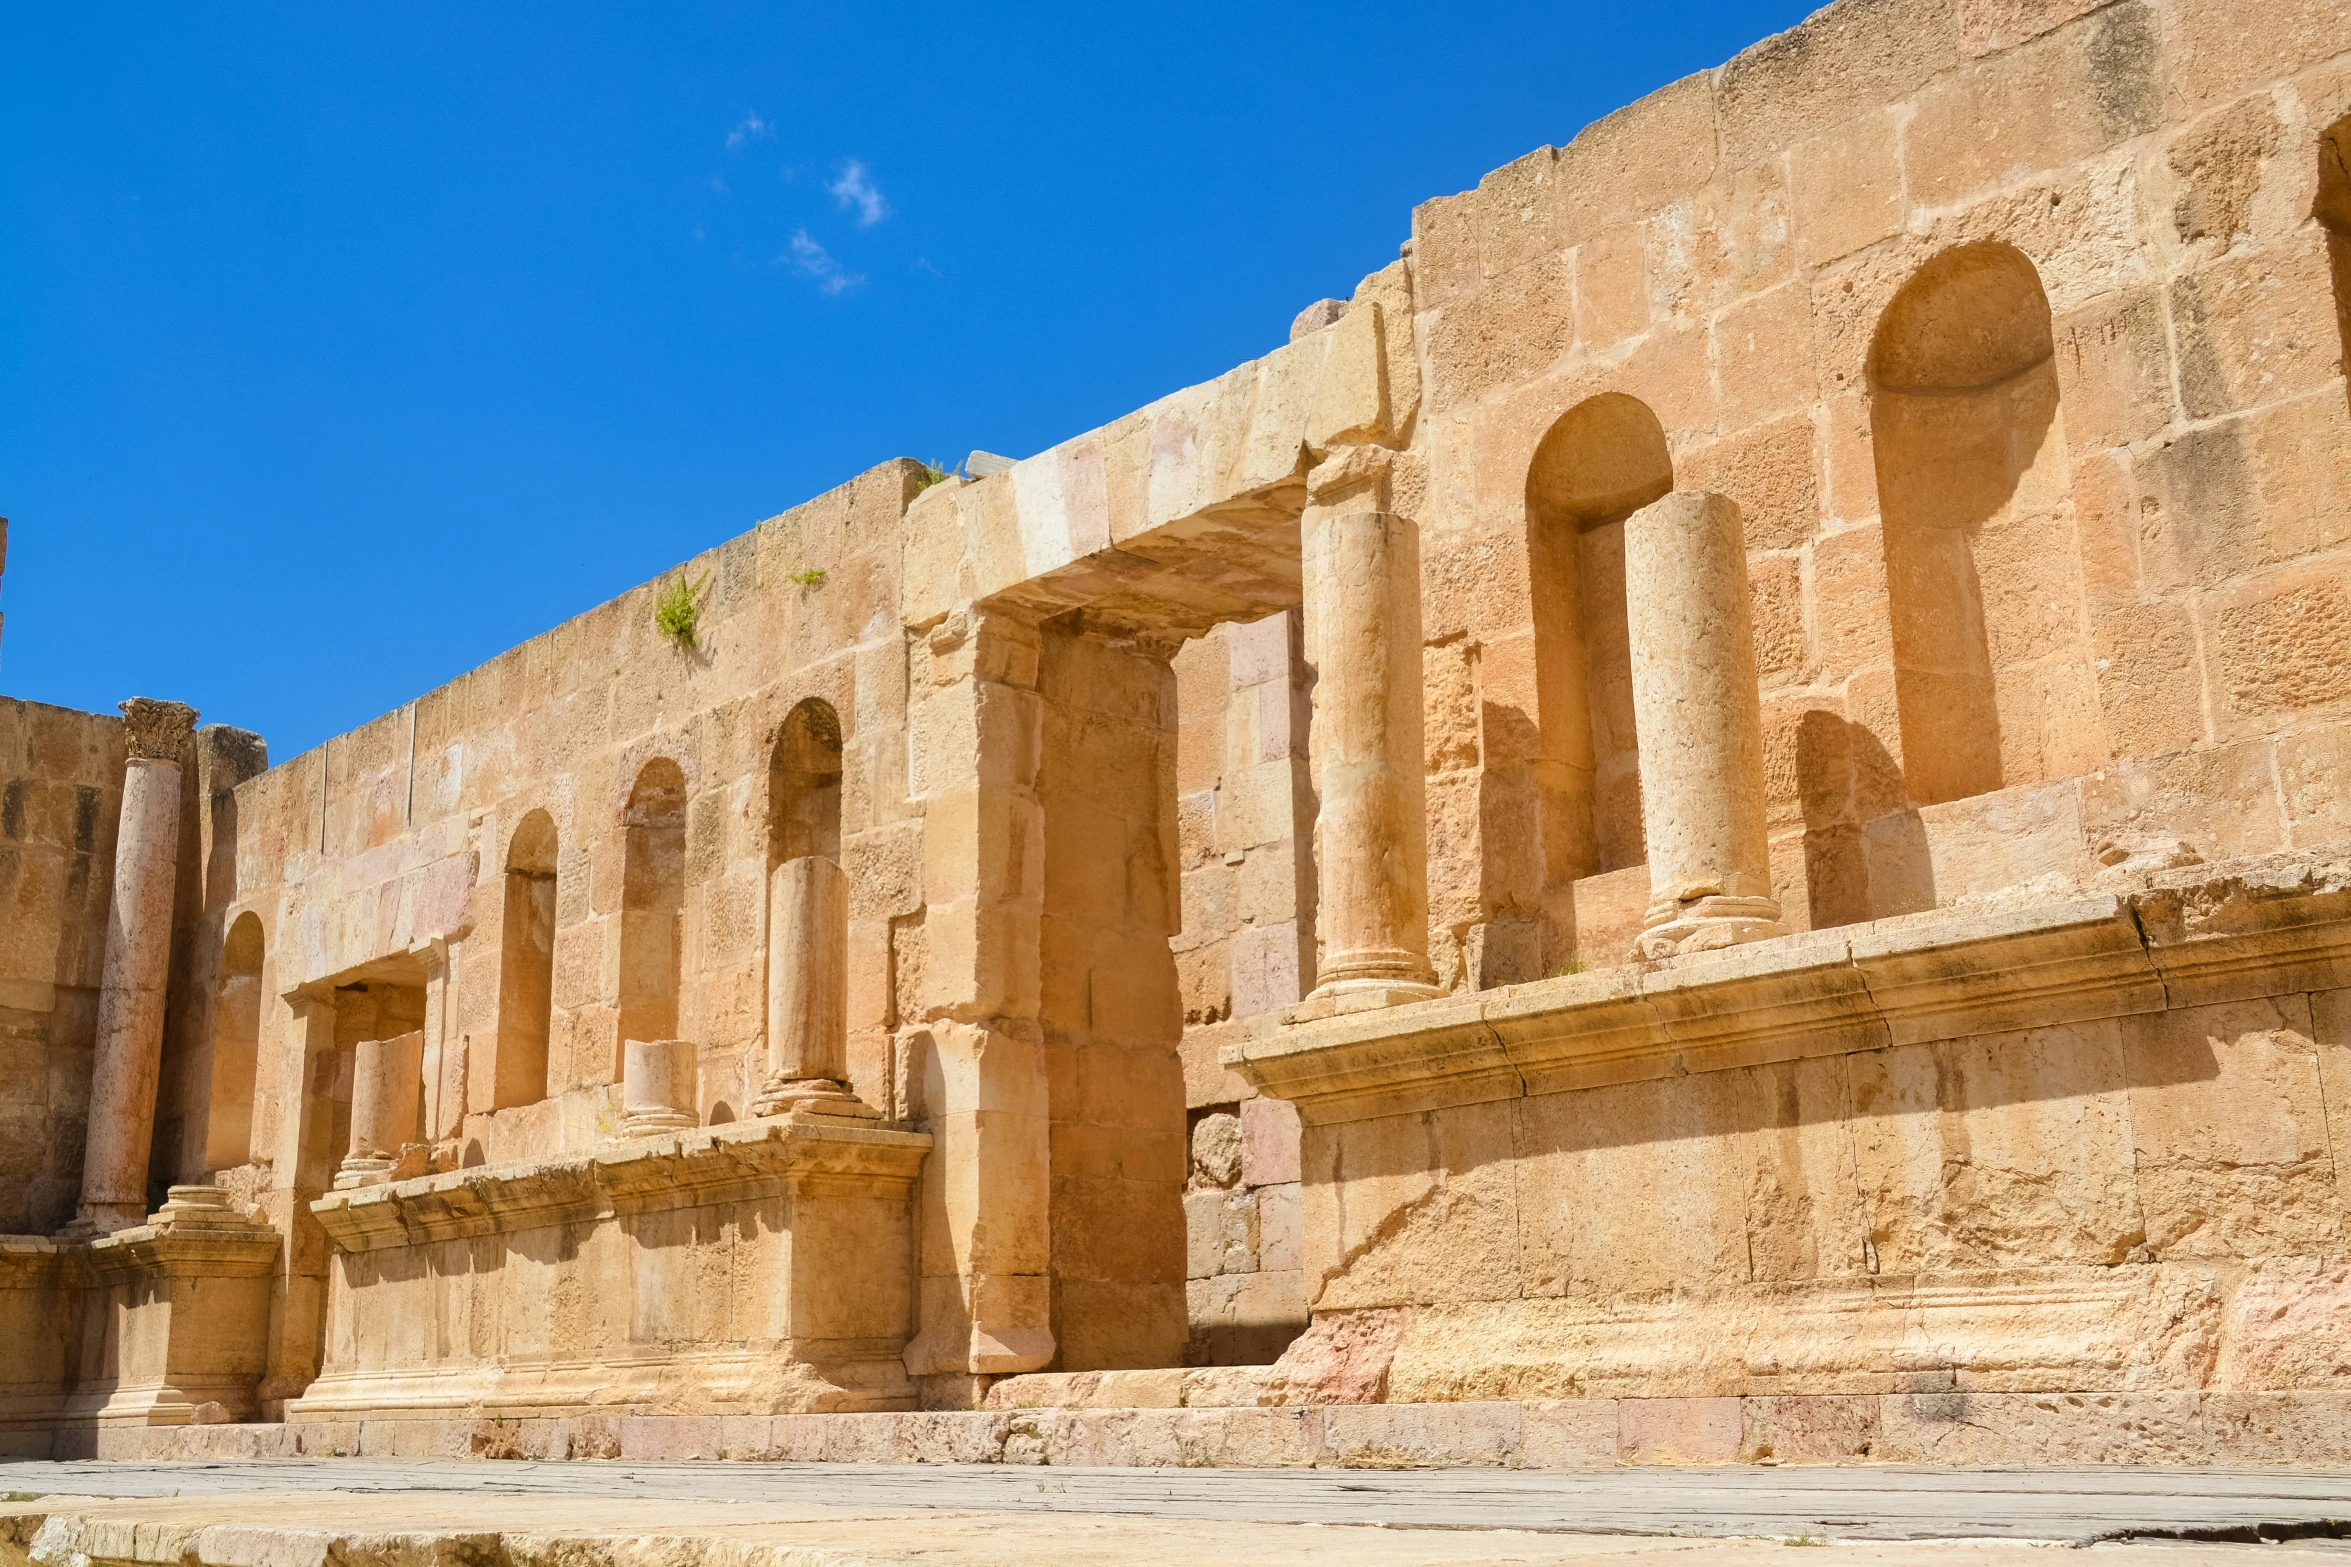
(4, 1459, 2351, 1545)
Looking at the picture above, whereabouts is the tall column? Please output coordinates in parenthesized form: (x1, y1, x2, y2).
(1299, 448, 1440, 1008)
(71, 696, 197, 1234)
(752, 855, 873, 1117)
(1624, 490, 1788, 959)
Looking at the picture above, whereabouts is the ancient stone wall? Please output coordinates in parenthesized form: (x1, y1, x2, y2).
(7, 0, 2351, 1455)
(0, 700, 125, 1235)
(204, 458, 922, 1407)
(1408, 0, 2351, 983)
(1169, 614, 1315, 1362)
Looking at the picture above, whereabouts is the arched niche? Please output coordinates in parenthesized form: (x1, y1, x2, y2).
(1526, 391, 1674, 875)
(1867, 241, 2070, 807)
(618, 759, 687, 1064)
(495, 809, 558, 1108)
(769, 698, 844, 868)
(203, 911, 265, 1171)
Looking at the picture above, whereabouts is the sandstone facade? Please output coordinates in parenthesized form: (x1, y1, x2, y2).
(4, 0, 2351, 1465)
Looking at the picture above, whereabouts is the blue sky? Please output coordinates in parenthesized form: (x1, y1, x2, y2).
(1, 1, 1812, 759)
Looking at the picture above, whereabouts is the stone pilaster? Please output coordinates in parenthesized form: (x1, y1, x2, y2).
(258, 990, 338, 1416)
(900, 608, 1055, 1390)
(1624, 491, 1787, 959)
(71, 697, 197, 1234)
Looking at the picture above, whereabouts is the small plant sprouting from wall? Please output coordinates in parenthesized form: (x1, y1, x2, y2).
(654, 568, 710, 648)
(787, 567, 828, 588)
(914, 457, 965, 491)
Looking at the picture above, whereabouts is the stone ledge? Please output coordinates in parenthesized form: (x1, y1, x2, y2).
(311, 1111, 932, 1253)
(1228, 849, 2351, 1124)
(44, 1390, 2351, 1469)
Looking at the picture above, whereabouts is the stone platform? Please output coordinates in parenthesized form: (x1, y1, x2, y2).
(6, 1457, 2351, 1561)
(25, 1391, 2351, 1470)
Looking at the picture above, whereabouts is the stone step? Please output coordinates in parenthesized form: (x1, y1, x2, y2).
(22, 1390, 2351, 1470)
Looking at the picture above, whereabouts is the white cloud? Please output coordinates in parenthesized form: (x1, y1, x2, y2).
(725, 112, 771, 151)
(784, 228, 862, 294)
(826, 159, 889, 226)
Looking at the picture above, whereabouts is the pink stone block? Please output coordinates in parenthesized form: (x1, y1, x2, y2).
(1618, 1397, 1742, 1463)
(1240, 1094, 1301, 1186)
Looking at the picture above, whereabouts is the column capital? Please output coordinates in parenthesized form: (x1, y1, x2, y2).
(119, 697, 199, 760)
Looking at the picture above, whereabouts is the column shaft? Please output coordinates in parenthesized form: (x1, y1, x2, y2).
(336, 1031, 422, 1188)
(1624, 490, 1787, 959)
(75, 745, 187, 1231)
(767, 856, 849, 1082)
(1302, 509, 1438, 1002)
(621, 1037, 696, 1134)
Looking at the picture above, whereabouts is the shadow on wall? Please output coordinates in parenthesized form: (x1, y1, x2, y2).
(2322, 113, 2351, 412)
(1306, 1021, 2223, 1177)
(1868, 242, 2069, 809)
(1526, 392, 1676, 879)
(205, 911, 265, 1175)
(496, 809, 557, 1111)
(618, 759, 686, 1078)
(1795, 710, 1933, 925)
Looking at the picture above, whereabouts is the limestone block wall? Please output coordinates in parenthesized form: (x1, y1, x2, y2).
(0, 700, 126, 1234)
(221, 459, 921, 1175)
(1035, 622, 1188, 1371)
(1233, 854, 2351, 1414)
(1409, 0, 2351, 984)
(201, 459, 921, 1405)
(290, 1118, 928, 1421)
(1169, 615, 1315, 1363)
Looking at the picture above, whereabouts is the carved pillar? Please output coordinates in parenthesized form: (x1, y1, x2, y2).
(1299, 449, 1440, 1008)
(900, 608, 1055, 1392)
(72, 697, 198, 1233)
(753, 856, 873, 1118)
(335, 1031, 422, 1188)
(1624, 490, 1787, 959)
(258, 990, 338, 1415)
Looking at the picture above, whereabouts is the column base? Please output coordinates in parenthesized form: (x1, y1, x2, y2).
(1633, 895, 1788, 960)
(752, 1076, 881, 1119)
(1289, 976, 1446, 1022)
(332, 1157, 395, 1191)
(61, 1202, 147, 1238)
(618, 1107, 698, 1137)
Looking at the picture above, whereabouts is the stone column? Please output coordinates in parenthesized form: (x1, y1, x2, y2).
(1624, 491, 1788, 959)
(752, 856, 873, 1117)
(335, 1031, 422, 1188)
(72, 697, 198, 1233)
(1299, 454, 1440, 1007)
(620, 1038, 696, 1134)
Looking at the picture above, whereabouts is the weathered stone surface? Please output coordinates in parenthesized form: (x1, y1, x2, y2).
(9, 0, 2351, 1468)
